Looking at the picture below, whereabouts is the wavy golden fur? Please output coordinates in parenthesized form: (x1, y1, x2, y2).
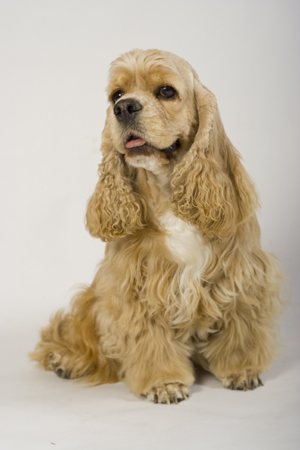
(30, 49, 283, 404)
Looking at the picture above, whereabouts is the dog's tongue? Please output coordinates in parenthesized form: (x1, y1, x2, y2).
(125, 138, 146, 149)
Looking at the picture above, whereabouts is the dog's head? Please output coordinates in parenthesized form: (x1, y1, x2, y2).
(106, 49, 198, 172)
(86, 49, 258, 242)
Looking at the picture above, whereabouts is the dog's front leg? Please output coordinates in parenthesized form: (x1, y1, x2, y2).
(195, 294, 279, 391)
(121, 319, 195, 404)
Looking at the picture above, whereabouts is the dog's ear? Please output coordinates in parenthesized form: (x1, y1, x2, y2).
(85, 110, 146, 242)
(171, 74, 258, 238)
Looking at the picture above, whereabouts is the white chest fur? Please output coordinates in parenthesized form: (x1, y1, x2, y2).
(158, 210, 210, 324)
(159, 211, 210, 271)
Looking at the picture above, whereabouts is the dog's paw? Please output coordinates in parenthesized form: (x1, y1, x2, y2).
(142, 383, 190, 404)
(221, 370, 263, 391)
(46, 351, 72, 379)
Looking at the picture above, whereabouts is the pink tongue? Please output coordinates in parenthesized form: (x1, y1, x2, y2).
(125, 138, 146, 149)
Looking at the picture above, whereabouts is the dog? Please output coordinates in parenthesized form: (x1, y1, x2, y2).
(30, 49, 283, 404)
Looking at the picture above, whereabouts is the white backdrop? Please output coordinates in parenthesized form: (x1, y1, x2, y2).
(1, 1, 299, 449)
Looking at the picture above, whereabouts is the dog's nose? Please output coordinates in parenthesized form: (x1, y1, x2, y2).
(113, 99, 142, 123)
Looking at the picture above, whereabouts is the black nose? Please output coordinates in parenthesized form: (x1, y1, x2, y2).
(113, 99, 142, 123)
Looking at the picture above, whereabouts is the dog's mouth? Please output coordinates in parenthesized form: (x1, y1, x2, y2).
(125, 133, 180, 155)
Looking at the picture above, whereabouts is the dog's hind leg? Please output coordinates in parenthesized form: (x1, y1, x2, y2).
(29, 286, 119, 385)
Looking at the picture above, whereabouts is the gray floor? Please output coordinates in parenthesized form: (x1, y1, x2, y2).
(0, 322, 299, 450)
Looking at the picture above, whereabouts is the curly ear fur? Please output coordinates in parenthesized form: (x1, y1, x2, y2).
(171, 75, 259, 239)
(85, 113, 146, 242)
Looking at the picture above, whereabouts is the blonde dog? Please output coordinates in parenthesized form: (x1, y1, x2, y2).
(31, 49, 282, 404)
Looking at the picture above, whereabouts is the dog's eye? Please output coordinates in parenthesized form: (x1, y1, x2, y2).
(156, 86, 177, 99)
(112, 90, 123, 103)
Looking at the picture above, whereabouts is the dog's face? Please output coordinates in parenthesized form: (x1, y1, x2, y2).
(106, 49, 199, 173)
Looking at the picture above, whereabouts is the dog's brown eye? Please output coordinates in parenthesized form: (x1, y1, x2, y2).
(112, 90, 123, 103)
(157, 86, 177, 99)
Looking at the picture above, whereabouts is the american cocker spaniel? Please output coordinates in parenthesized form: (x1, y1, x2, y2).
(31, 49, 283, 404)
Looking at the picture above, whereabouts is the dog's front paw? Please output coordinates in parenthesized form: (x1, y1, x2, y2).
(142, 383, 190, 404)
(221, 369, 263, 391)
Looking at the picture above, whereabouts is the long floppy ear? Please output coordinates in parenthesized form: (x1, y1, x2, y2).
(85, 111, 146, 242)
(171, 74, 259, 239)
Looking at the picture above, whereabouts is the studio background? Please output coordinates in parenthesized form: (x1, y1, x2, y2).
(0, 1, 299, 449)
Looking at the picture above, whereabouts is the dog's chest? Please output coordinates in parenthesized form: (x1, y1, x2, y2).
(159, 211, 209, 271)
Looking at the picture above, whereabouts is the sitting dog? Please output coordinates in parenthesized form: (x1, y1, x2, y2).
(31, 49, 282, 404)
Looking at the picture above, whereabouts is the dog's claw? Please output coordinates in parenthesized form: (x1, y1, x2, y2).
(143, 383, 190, 404)
(56, 368, 63, 378)
(223, 370, 263, 391)
(258, 377, 264, 386)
